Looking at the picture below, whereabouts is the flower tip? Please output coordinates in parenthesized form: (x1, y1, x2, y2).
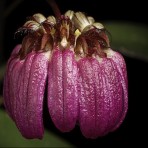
(93, 22, 104, 29)
(33, 13, 46, 24)
(65, 10, 74, 20)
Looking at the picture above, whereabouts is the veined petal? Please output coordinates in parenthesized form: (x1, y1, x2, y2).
(78, 57, 124, 139)
(27, 52, 49, 138)
(3, 44, 23, 120)
(78, 57, 106, 138)
(16, 52, 35, 138)
(4, 45, 49, 139)
(99, 58, 123, 133)
(106, 49, 128, 131)
(48, 48, 78, 132)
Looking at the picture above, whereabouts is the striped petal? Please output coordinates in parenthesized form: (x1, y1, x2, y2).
(3, 44, 23, 120)
(78, 56, 124, 139)
(48, 48, 78, 132)
(106, 49, 128, 131)
(3, 45, 49, 139)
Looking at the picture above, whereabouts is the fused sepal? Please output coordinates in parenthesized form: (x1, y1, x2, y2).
(48, 48, 79, 132)
(3, 45, 49, 139)
(77, 51, 127, 138)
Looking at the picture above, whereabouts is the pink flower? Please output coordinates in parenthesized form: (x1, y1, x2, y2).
(3, 10, 128, 139)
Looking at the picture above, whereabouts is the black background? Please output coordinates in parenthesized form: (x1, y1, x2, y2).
(1, 0, 148, 147)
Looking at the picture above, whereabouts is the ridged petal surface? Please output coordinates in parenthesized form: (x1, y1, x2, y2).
(48, 48, 78, 132)
(3, 44, 22, 120)
(78, 56, 124, 139)
(3, 45, 49, 139)
(107, 50, 128, 131)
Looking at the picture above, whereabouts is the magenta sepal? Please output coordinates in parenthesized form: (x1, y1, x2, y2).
(48, 48, 79, 132)
(3, 45, 128, 139)
(3, 45, 49, 139)
(77, 50, 128, 139)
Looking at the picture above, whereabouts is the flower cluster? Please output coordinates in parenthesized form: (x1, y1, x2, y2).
(3, 10, 128, 139)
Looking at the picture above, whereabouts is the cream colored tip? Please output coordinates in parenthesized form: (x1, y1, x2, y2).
(47, 16, 56, 24)
(65, 10, 74, 20)
(87, 16, 95, 24)
(33, 13, 46, 24)
(93, 22, 104, 29)
(24, 20, 40, 31)
(73, 12, 90, 32)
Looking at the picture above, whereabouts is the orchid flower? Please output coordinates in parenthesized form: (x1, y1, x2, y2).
(3, 9, 128, 139)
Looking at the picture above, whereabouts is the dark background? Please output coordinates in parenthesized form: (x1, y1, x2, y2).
(0, 0, 148, 147)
